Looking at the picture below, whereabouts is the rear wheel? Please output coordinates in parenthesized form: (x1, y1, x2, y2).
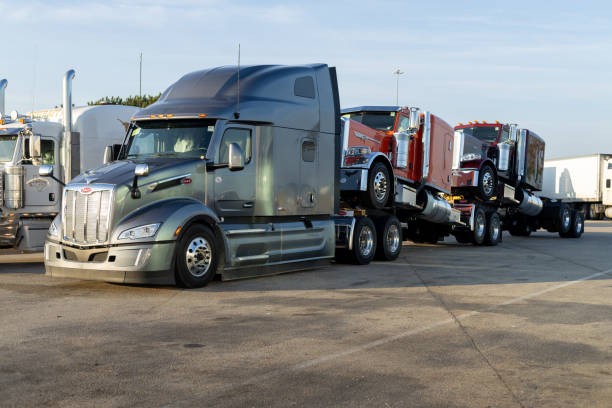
(363, 163, 391, 209)
(346, 217, 377, 265)
(478, 164, 497, 201)
(175, 225, 218, 288)
(557, 203, 572, 234)
(484, 212, 501, 246)
(561, 210, 584, 238)
(374, 216, 402, 261)
(471, 206, 487, 245)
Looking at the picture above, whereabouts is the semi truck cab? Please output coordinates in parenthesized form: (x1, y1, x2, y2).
(44, 64, 341, 287)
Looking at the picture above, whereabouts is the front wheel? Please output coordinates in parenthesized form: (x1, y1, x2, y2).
(478, 164, 497, 201)
(363, 163, 391, 209)
(175, 225, 218, 288)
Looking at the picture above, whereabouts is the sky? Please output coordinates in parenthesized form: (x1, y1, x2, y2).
(1, 0, 611, 158)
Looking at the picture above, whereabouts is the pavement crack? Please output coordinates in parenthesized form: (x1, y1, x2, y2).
(410, 265, 527, 408)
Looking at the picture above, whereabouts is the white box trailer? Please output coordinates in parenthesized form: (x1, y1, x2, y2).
(540, 154, 612, 219)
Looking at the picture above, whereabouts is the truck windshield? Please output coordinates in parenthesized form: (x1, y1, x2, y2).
(125, 119, 215, 159)
(0, 135, 18, 161)
(342, 111, 396, 131)
(456, 126, 500, 143)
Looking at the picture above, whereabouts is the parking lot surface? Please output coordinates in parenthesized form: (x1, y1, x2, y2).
(1, 222, 611, 407)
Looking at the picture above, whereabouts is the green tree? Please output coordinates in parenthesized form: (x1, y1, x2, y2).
(87, 93, 161, 108)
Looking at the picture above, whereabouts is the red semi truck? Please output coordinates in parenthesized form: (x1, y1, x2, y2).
(337, 108, 583, 258)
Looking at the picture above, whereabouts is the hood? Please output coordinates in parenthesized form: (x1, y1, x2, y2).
(70, 158, 203, 187)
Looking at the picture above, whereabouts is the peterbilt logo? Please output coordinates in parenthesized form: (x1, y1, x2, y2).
(80, 187, 93, 194)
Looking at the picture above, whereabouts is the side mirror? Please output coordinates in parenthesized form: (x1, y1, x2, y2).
(30, 134, 41, 159)
(408, 107, 420, 130)
(134, 163, 149, 177)
(39, 164, 53, 177)
(103, 145, 113, 164)
(509, 124, 518, 142)
(228, 143, 245, 171)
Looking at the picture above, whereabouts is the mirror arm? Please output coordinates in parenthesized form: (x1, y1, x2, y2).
(131, 175, 141, 199)
(205, 162, 229, 171)
(40, 171, 66, 187)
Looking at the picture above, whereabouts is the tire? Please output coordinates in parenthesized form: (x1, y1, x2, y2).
(477, 164, 497, 201)
(363, 163, 391, 209)
(557, 203, 572, 234)
(374, 215, 402, 261)
(509, 220, 532, 237)
(484, 212, 501, 246)
(561, 210, 584, 238)
(174, 225, 218, 288)
(453, 231, 472, 244)
(346, 216, 377, 265)
(471, 206, 487, 245)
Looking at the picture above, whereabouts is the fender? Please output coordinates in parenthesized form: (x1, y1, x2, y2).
(478, 158, 496, 173)
(110, 198, 222, 245)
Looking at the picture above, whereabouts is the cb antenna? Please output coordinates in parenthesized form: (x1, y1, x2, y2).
(234, 43, 241, 119)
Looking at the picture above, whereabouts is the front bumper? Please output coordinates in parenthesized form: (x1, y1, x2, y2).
(44, 240, 176, 285)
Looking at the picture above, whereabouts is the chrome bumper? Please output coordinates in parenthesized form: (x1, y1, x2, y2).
(44, 240, 176, 285)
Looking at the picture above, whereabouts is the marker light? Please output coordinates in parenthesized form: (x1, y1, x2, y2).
(198, 113, 207, 117)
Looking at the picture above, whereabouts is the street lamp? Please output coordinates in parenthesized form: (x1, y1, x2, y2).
(393, 69, 404, 105)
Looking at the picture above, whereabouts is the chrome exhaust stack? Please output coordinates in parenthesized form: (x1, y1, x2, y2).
(62, 69, 76, 183)
(0, 79, 7, 118)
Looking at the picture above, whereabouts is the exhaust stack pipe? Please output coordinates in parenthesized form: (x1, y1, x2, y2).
(0, 79, 7, 118)
(63, 69, 76, 182)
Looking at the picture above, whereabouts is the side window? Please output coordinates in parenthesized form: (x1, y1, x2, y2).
(302, 140, 315, 162)
(607, 179, 611, 189)
(608, 163, 612, 170)
(294, 76, 315, 99)
(42, 140, 55, 164)
(396, 115, 410, 133)
(219, 128, 252, 164)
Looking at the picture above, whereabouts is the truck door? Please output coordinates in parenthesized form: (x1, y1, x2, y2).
(213, 126, 256, 217)
(602, 159, 612, 206)
(299, 136, 317, 209)
(23, 137, 60, 209)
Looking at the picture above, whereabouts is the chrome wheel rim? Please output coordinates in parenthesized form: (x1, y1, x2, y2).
(562, 210, 571, 230)
(386, 224, 400, 254)
(185, 236, 212, 277)
(475, 213, 486, 237)
(359, 225, 374, 258)
(373, 171, 388, 202)
(482, 171, 495, 196)
(490, 216, 500, 241)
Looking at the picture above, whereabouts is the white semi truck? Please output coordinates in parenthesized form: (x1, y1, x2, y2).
(541, 154, 612, 219)
(0, 70, 139, 250)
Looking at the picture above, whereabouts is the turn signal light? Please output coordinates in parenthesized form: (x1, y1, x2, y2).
(198, 113, 207, 118)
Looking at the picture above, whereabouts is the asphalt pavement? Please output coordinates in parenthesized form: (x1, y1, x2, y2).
(1, 222, 611, 407)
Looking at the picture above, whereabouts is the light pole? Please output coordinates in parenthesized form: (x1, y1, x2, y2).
(139, 52, 143, 98)
(393, 68, 404, 105)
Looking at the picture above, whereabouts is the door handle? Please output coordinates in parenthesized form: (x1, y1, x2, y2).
(243, 201, 254, 208)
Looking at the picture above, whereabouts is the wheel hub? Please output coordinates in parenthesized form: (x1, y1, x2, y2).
(386, 224, 400, 253)
(359, 226, 374, 258)
(185, 237, 212, 277)
(482, 172, 494, 195)
(373, 171, 388, 201)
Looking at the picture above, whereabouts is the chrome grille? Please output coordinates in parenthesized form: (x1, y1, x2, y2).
(63, 185, 113, 245)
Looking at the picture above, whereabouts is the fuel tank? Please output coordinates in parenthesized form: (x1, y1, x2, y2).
(419, 190, 454, 224)
(517, 189, 543, 217)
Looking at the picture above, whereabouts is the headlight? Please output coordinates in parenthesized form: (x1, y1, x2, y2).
(461, 153, 482, 162)
(48, 216, 60, 238)
(118, 223, 161, 240)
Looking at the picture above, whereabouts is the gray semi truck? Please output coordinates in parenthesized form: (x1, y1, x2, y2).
(0, 71, 139, 250)
(42, 64, 398, 287)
